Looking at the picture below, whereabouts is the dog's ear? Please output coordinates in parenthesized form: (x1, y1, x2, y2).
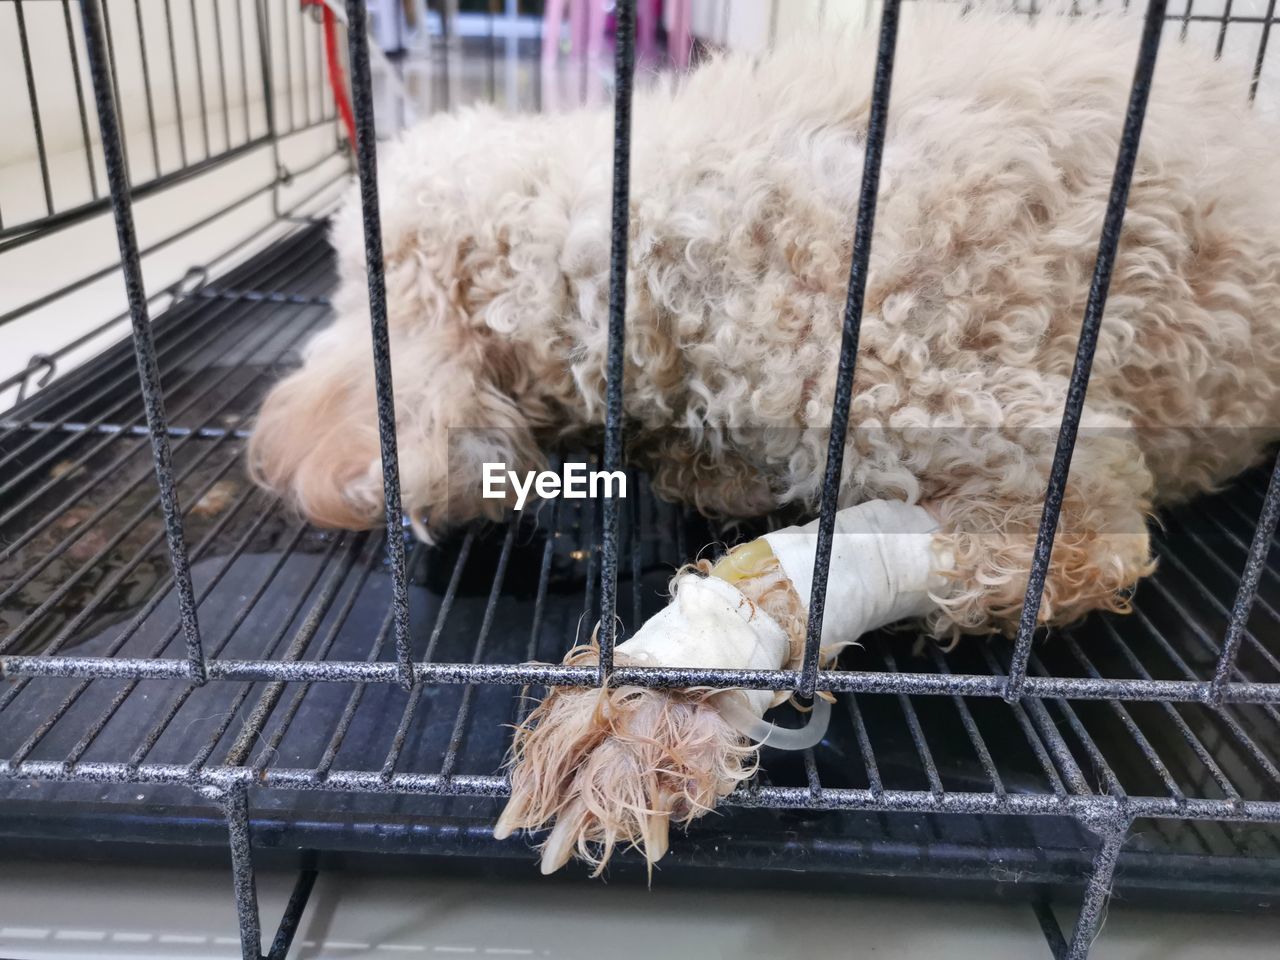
(391, 326, 547, 534)
(248, 334, 384, 530)
(250, 316, 547, 535)
(254, 170, 554, 534)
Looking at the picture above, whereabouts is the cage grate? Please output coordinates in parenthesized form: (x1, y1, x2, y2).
(3, 1, 1280, 958)
(2, 223, 1279, 848)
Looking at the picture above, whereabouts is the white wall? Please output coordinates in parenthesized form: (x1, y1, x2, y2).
(0, 0, 330, 225)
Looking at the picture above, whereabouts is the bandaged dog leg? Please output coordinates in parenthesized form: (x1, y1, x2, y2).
(761, 498, 948, 655)
(497, 499, 946, 875)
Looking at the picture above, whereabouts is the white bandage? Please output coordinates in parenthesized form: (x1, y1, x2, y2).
(613, 500, 947, 721)
(616, 575, 789, 717)
(763, 499, 947, 652)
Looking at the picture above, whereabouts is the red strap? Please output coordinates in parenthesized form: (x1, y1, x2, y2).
(303, 1, 357, 150)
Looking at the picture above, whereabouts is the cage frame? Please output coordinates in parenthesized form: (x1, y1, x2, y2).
(1, 1, 1279, 958)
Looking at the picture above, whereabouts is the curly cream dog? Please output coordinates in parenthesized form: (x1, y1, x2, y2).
(251, 10, 1280, 870)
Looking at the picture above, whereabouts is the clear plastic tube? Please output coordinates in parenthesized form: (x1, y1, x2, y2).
(714, 691, 832, 751)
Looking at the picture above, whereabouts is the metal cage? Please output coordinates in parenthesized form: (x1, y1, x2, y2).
(1, 2, 1279, 958)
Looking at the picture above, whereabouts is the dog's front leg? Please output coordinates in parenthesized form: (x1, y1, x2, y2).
(496, 498, 947, 874)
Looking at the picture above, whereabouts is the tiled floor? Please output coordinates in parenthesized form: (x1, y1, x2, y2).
(0, 859, 1278, 959)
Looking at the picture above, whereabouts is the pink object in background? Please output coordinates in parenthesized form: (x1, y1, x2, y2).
(543, 0, 692, 65)
(667, 0, 691, 68)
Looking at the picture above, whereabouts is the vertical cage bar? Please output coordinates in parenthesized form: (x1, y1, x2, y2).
(504, 0, 519, 112)
(1004, 0, 1167, 701)
(14, 0, 56, 217)
(299, 0, 314, 127)
(100, 0, 133, 179)
(62, 0, 101, 201)
(191, 0, 214, 156)
(595, 0, 637, 680)
(221, 785, 265, 960)
(254, 0, 289, 218)
(131, 0, 164, 177)
(317, 6, 330, 121)
(1210, 451, 1280, 701)
(77, 0, 207, 684)
(1180, 0, 1194, 41)
(799, 0, 901, 698)
(213, 0, 233, 149)
(1249, 0, 1277, 101)
(1065, 818, 1130, 960)
(1033, 898, 1069, 960)
(487, 0, 497, 104)
(163, 0, 191, 168)
(581, 483, 600, 630)
(1214, 0, 1234, 59)
(630, 480, 643, 629)
(282, 0, 298, 131)
(237, 0, 253, 140)
(345, 0, 414, 689)
(266, 868, 317, 960)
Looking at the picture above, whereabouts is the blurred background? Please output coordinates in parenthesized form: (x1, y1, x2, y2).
(2, 0, 1278, 411)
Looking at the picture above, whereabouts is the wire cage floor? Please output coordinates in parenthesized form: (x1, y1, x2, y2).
(2, 221, 1280, 926)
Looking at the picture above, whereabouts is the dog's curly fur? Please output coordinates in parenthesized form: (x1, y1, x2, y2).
(250, 8, 1280, 639)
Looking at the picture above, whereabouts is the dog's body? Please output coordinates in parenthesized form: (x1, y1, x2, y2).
(252, 10, 1280, 640)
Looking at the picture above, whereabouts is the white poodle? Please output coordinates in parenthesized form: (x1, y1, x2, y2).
(250, 9, 1280, 872)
